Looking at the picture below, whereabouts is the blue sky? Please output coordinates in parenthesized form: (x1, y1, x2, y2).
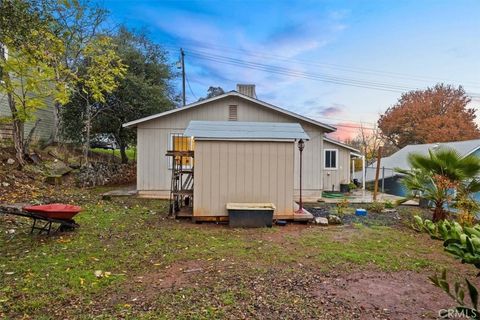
(102, 0, 480, 140)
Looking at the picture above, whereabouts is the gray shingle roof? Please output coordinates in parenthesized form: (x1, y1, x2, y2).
(184, 121, 310, 141)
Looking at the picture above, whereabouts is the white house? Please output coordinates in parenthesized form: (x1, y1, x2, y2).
(124, 85, 361, 203)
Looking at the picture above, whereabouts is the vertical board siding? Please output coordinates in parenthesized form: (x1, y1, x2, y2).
(194, 140, 295, 217)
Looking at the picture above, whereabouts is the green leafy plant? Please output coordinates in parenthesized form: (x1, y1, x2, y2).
(443, 230, 480, 268)
(430, 270, 479, 319)
(384, 200, 395, 209)
(367, 201, 385, 213)
(421, 216, 480, 317)
(336, 198, 350, 215)
(455, 196, 480, 227)
(397, 148, 480, 222)
(412, 215, 464, 241)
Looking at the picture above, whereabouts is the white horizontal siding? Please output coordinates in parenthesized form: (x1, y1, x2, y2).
(322, 140, 352, 191)
(0, 93, 55, 142)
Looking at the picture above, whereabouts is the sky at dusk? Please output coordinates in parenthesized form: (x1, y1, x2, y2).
(102, 0, 480, 140)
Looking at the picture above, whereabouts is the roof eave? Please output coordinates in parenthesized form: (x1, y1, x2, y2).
(193, 138, 301, 142)
(122, 91, 337, 132)
(324, 136, 361, 153)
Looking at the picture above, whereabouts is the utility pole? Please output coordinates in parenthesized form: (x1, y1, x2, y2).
(373, 146, 383, 201)
(181, 48, 186, 106)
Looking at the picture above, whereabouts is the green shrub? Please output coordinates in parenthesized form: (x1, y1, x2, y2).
(454, 196, 479, 227)
(414, 214, 480, 315)
(367, 201, 385, 213)
(336, 198, 350, 215)
(384, 200, 395, 209)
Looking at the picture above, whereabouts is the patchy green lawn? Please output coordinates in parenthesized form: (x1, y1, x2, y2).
(0, 192, 476, 319)
(91, 148, 136, 161)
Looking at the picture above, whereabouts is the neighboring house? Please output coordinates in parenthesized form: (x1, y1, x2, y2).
(123, 84, 361, 200)
(356, 139, 480, 196)
(0, 93, 56, 143)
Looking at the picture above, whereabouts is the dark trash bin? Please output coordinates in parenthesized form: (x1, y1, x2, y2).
(227, 203, 275, 228)
(340, 183, 350, 193)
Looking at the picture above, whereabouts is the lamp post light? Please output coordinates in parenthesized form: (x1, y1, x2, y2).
(296, 139, 305, 214)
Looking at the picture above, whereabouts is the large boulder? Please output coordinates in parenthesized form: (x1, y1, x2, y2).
(327, 214, 342, 225)
(314, 217, 329, 226)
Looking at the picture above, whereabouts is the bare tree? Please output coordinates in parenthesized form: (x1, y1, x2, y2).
(345, 124, 397, 166)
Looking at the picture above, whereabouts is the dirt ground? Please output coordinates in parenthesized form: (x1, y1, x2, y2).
(1, 188, 478, 319)
(70, 223, 477, 319)
(315, 270, 454, 319)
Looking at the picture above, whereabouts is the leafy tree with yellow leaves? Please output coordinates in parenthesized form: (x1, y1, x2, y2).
(0, 0, 126, 165)
(0, 1, 70, 165)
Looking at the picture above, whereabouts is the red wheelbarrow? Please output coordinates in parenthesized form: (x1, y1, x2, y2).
(0, 204, 81, 235)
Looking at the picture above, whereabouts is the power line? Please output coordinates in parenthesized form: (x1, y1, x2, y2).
(187, 51, 412, 93)
(185, 73, 198, 101)
(187, 49, 415, 90)
(327, 123, 376, 130)
(183, 50, 480, 97)
(163, 41, 480, 89)
(168, 46, 479, 132)
(310, 115, 377, 126)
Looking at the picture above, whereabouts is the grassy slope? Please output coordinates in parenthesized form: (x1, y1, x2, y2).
(0, 194, 473, 319)
(91, 148, 136, 161)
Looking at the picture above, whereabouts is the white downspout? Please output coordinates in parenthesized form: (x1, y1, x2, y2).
(362, 155, 366, 190)
(351, 158, 355, 182)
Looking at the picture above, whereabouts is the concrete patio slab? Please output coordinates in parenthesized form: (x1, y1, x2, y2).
(101, 185, 137, 199)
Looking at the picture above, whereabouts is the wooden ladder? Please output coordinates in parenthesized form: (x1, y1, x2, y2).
(167, 139, 194, 216)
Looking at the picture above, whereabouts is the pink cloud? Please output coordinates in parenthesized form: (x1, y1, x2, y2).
(327, 122, 358, 141)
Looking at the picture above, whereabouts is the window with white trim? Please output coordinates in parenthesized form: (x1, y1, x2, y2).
(324, 149, 338, 169)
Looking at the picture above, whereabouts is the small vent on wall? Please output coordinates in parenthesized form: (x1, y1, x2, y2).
(229, 105, 238, 121)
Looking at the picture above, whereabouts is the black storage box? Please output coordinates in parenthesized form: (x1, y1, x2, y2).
(227, 203, 275, 228)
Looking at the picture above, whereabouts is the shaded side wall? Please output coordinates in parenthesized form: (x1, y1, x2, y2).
(322, 140, 352, 191)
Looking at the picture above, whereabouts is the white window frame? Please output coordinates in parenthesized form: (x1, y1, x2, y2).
(168, 133, 193, 169)
(324, 149, 338, 170)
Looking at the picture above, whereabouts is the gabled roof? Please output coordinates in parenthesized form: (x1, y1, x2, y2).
(324, 136, 361, 154)
(123, 91, 336, 132)
(184, 121, 310, 141)
(362, 139, 480, 182)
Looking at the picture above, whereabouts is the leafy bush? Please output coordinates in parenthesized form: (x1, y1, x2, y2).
(384, 200, 395, 209)
(414, 215, 480, 316)
(430, 270, 479, 318)
(367, 201, 385, 213)
(455, 196, 479, 227)
(336, 198, 350, 215)
(413, 215, 464, 240)
(397, 148, 480, 222)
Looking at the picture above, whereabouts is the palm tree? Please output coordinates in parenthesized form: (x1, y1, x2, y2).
(397, 148, 480, 222)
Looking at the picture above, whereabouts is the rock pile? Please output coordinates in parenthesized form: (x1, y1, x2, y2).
(76, 162, 135, 187)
